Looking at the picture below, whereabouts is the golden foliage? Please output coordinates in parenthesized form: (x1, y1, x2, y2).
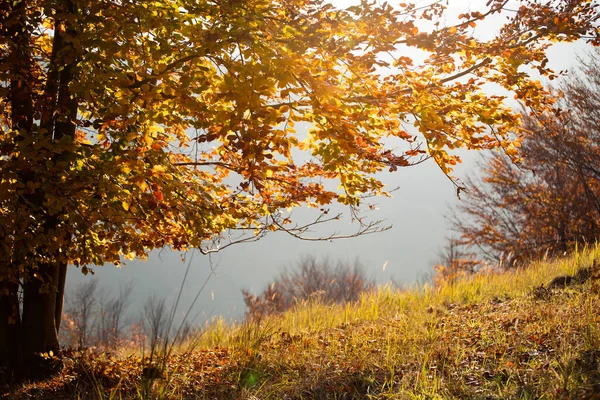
(1, 0, 599, 275)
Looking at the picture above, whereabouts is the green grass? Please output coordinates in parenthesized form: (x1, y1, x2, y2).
(5, 246, 600, 399)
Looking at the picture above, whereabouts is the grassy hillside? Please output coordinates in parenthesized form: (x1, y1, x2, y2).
(5, 247, 600, 399)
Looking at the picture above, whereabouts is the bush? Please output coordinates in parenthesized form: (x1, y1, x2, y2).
(242, 255, 374, 320)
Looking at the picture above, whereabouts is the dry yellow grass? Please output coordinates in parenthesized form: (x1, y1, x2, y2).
(5, 245, 600, 399)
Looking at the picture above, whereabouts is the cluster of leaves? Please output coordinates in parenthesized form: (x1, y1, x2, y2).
(6, 249, 600, 399)
(450, 50, 600, 267)
(242, 256, 374, 320)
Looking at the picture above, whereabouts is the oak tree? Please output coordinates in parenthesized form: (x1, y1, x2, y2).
(1, 0, 599, 373)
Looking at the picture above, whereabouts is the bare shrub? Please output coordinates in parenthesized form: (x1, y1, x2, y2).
(95, 280, 134, 349)
(59, 279, 98, 348)
(432, 237, 483, 286)
(243, 256, 374, 320)
(61, 280, 202, 352)
(142, 294, 169, 351)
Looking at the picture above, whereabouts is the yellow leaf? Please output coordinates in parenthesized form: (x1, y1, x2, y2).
(152, 165, 166, 174)
(122, 201, 130, 211)
(505, 144, 518, 156)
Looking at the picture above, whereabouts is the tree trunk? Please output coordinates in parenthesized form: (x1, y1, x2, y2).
(21, 263, 63, 366)
(0, 283, 21, 370)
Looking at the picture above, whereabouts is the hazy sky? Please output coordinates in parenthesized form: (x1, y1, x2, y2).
(66, 1, 593, 327)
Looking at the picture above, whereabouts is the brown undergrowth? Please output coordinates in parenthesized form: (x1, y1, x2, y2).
(3, 247, 600, 399)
